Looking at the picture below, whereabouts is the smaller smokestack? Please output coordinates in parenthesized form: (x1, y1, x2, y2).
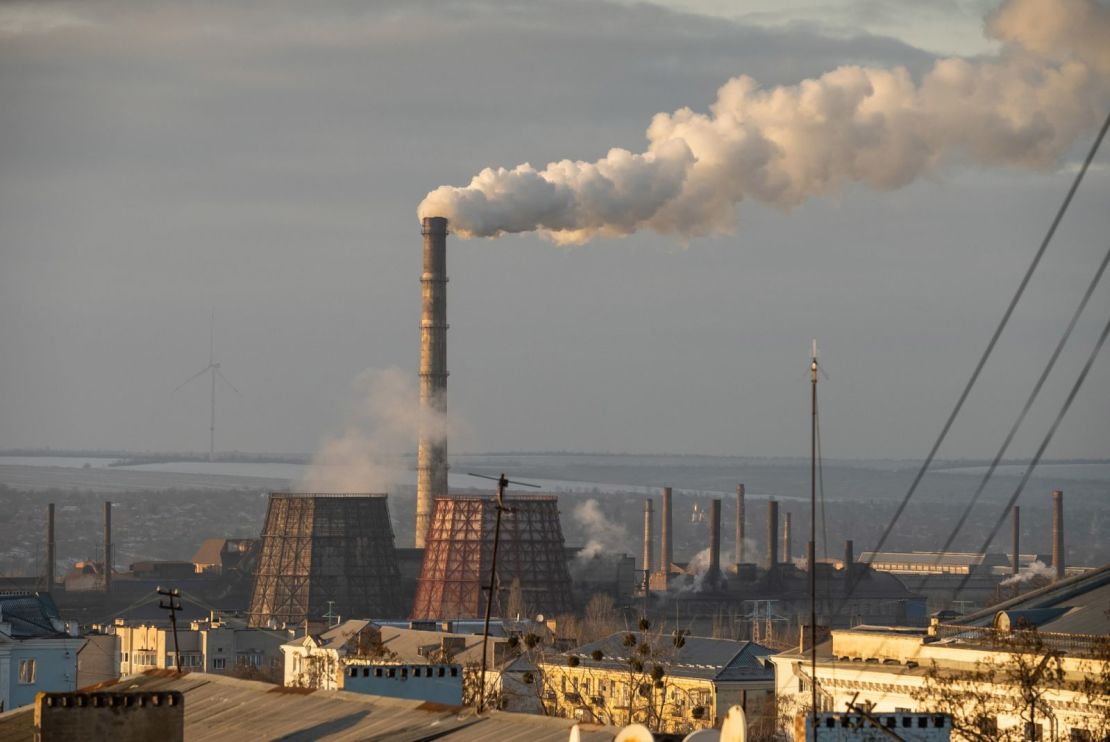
(1011, 505, 1020, 575)
(766, 500, 778, 572)
(843, 540, 853, 594)
(1052, 490, 1064, 581)
(735, 483, 745, 564)
(660, 486, 672, 576)
(708, 498, 721, 585)
(642, 499, 654, 590)
(103, 500, 112, 594)
(46, 503, 55, 593)
(782, 512, 792, 564)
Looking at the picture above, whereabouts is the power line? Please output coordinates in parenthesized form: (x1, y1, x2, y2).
(840, 109, 1110, 608)
(920, 240, 1110, 593)
(952, 308, 1110, 599)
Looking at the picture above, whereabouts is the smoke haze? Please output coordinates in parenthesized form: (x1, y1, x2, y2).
(573, 498, 629, 559)
(298, 367, 463, 493)
(418, 0, 1110, 245)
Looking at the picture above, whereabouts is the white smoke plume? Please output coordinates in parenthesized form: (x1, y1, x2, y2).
(999, 559, 1057, 587)
(418, 0, 1110, 245)
(298, 367, 463, 493)
(573, 498, 628, 559)
(679, 547, 712, 593)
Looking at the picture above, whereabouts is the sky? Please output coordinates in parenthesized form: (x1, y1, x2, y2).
(0, 0, 1107, 460)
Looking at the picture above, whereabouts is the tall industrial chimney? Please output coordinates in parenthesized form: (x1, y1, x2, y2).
(735, 483, 745, 564)
(766, 500, 778, 572)
(1011, 505, 1020, 575)
(708, 498, 721, 585)
(46, 503, 55, 593)
(843, 539, 854, 593)
(103, 500, 112, 594)
(416, 216, 449, 548)
(642, 499, 654, 590)
(1052, 490, 1064, 581)
(782, 511, 792, 564)
(660, 486, 673, 576)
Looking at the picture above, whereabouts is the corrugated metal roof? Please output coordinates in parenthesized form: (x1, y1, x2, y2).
(956, 563, 1110, 633)
(0, 671, 617, 741)
(0, 592, 63, 638)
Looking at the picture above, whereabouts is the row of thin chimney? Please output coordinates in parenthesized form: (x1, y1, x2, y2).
(641, 485, 1069, 587)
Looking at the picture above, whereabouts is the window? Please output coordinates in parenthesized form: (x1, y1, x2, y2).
(348, 668, 357, 678)
(213, 658, 226, 670)
(918, 717, 928, 728)
(375, 668, 383, 677)
(450, 667, 458, 677)
(167, 654, 176, 668)
(438, 667, 445, 677)
(1069, 729, 1093, 741)
(123, 652, 129, 662)
(18, 659, 36, 684)
(362, 668, 370, 678)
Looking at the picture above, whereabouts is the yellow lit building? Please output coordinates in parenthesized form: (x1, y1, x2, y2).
(538, 632, 775, 737)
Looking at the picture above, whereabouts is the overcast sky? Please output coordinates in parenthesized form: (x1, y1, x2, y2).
(1, 0, 1107, 460)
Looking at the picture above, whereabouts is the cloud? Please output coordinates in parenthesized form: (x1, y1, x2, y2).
(418, 0, 1110, 244)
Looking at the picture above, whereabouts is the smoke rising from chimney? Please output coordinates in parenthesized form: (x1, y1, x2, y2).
(418, 0, 1109, 245)
(573, 498, 628, 560)
(299, 367, 467, 493)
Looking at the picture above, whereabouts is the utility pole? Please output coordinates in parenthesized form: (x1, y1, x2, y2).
(158, 587, 183, 673)
(810, 340, 819, 739)
(469, 471, 539, 714)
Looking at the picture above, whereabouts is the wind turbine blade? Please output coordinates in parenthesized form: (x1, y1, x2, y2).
(173, 366, 211, 393)
(216, 367, 241, 396)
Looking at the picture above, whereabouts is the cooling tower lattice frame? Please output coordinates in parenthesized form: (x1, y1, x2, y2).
(248, 493, 403, 626)
(411, 495, 574, 619)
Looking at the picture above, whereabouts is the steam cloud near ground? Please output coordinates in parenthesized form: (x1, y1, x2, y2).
(418, 0, 1110, 245)
(298, 368, 462, 493)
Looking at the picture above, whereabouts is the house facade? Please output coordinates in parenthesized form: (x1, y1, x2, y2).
(0, 592, 84, 712)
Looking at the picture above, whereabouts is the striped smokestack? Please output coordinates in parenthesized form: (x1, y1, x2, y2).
(735, 483, 745, 564)
(1052, 490, 1064, 581)
(416, 216, 449, 548)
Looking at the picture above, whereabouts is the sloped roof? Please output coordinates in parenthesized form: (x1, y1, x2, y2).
(956, 562, 1110, 634)
(557, 633, 773, 682)
(191, 538, 227, 566)
(0, 671, 617, 741)
(0, 592, 63, 638)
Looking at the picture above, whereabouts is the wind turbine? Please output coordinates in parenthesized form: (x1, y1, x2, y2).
(173, 315, 240, 462)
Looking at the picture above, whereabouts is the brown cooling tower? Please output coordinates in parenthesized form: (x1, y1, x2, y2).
(1052, 490, 1064, 581)
(412, 495, 574, 619)
(642, 499, 654, 589)
(735, 483, 745, 564)
(248, 493, 403, 626)
(416, 216, 449, 548)
(766, 500, 778, 572)
(660, 486, 673, 574)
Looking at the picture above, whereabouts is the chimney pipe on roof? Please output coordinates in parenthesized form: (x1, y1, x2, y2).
(735, 483, 745, 564)
(642, 499, 654, 590)
(1012, 505, 1020, 575)
(708, 498, 721, 586)
(1052, 490, 1064, 581)
(103, 500, 112, 594)
(766, 500, 778, 573)
(660, 487, 672, 576)
(416, 216, 449, 548)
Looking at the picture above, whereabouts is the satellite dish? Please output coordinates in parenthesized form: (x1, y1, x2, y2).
(682, 731, 719, 742)
(615, 724, 655, 742)
(719, 705, 748, 742)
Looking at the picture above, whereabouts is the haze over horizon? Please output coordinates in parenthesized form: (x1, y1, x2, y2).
(2, 0, 1108, 462)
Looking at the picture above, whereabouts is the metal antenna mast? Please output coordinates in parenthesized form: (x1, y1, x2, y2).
(468, 471, 540, 713)
(810, 339, 820, 739)
(173, 313, 240, 462)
